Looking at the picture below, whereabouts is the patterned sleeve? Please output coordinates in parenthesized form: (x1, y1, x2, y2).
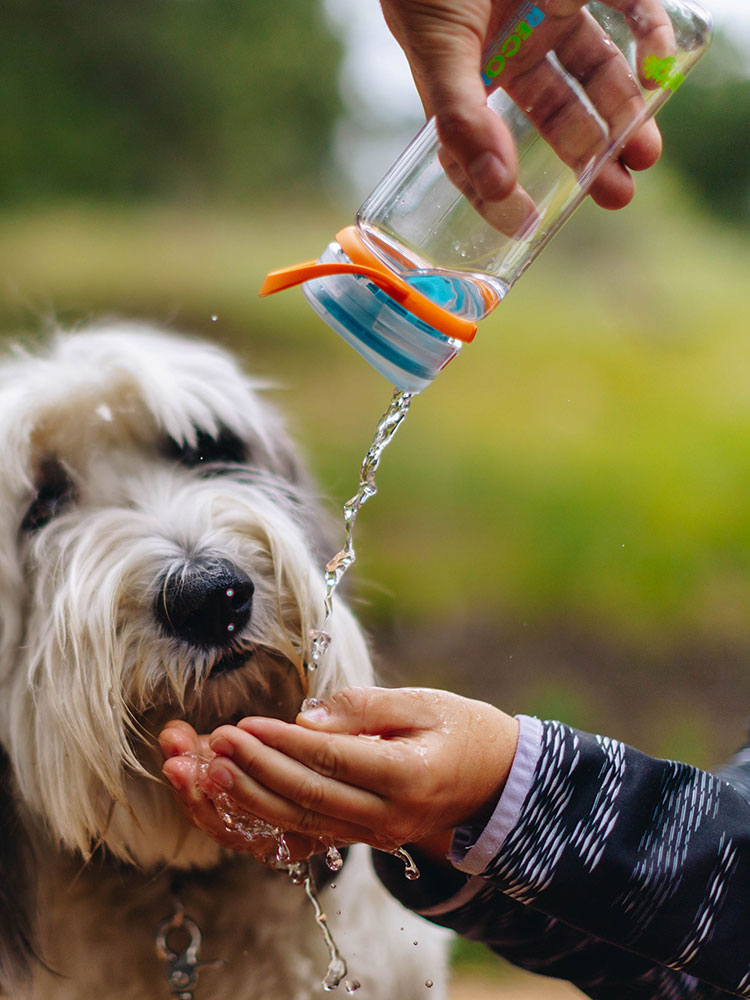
(372, 721, 750, 999)
(453, 720, 750, 997)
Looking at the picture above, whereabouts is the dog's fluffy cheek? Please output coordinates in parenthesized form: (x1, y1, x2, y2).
(106, 774, 226, 869)
(2, 638, 137, 859)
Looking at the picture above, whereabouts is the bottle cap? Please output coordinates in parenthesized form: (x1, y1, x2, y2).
(260, 227, 476, 393)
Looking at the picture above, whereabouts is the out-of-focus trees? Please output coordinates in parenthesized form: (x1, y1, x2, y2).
(0, 0, 342, 204)
(659, 30, 750, 224)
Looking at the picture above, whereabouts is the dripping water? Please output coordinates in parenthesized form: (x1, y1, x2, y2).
(198, 764, 349, 992)
(392, 845, 420, 881)
(298, 862, 349, 991)
(325, 844, 344, 871)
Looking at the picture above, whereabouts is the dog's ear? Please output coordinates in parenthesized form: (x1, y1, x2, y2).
(0, 744, 37, 995)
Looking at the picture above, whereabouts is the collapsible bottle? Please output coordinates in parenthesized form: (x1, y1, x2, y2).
(261, 0, 712, 393)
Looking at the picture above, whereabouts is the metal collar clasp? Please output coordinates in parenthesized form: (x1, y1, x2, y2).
(155, 903, 226, 1000)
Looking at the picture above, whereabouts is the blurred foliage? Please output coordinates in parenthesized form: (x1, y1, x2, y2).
(0, 0, 342, 204)
(659, 30, 750, 224)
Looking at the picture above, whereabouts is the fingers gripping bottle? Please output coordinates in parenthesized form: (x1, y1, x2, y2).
(261, 0, 712, 394)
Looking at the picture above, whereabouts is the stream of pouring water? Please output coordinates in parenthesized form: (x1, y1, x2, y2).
(308, 388, 413, 669)
(307, 388, 421, 884)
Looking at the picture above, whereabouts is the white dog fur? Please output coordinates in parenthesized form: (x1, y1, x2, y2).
(0, 323, 448, 999)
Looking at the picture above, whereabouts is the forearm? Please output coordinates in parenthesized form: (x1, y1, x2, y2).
(450, 719, 750, 997)
(374, 848, 730, 999)
(374, 717, 750, 998)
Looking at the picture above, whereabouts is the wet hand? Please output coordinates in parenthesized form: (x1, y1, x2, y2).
(159, 720, 319, 863)
(197, 687, 520, 852)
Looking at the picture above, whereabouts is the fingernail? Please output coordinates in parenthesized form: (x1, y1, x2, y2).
(163, 767, 183, 790)
(159, 738, 180, 759)
(467, 151, 510, 201)
(209, 737, 235, 758)
(300, 704, 329, 723)
(209, 763, 234, 790)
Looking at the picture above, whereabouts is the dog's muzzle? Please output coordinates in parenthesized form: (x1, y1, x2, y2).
(155, 557, 254, 648)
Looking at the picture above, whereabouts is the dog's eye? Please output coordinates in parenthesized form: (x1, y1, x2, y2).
(21, 459, 76, 532)
(166, 426, 247, 469)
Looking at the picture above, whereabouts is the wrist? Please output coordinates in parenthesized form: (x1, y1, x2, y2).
(467, 707, 520, 826)
(411, 829, 454, 864)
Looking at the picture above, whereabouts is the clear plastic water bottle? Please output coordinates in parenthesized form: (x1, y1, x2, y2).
(262, 0, 712, 393)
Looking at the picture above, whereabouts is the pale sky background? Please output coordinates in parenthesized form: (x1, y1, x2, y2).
(324, 0, 750, 191)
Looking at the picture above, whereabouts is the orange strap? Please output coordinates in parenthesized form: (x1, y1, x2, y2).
(259, 226, 477, 344)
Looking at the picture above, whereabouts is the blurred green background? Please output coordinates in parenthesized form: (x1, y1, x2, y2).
(2, 0, 750, 779)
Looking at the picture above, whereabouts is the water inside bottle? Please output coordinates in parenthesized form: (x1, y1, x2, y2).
(357, 223, 509, 323)
(405, 270, 507, 322)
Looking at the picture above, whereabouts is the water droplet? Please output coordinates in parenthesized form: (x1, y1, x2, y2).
(345, 980, 361, 994)
(193, 756, 287, 853)
(392, 846, 420, 880)
(322, 957, 348, 992)
(325, 845, 344, 871)
(301, 696, 323, 713)
(425, 980, 434, 989)
(286, 862, 308, 885)
(413, 940, 419, 947)
(210, 314, 218, 322)
(276, 837, 291, 864)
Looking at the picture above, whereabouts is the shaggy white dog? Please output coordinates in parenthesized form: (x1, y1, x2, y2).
(0, 324, 448, 1000)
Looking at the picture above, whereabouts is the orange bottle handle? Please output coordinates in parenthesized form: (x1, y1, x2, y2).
(259, 226, 477, 344)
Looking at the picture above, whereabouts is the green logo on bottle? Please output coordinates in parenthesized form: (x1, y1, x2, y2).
(643, 54, 685, 92)
(481, 4, 545, 85)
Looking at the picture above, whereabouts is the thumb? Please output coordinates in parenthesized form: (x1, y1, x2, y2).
(297, 686, 436, 736)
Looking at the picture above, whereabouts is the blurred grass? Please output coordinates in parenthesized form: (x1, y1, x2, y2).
(2, 178, 749, 761)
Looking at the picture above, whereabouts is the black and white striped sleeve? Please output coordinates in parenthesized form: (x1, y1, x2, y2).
(446, 717, 750, 998)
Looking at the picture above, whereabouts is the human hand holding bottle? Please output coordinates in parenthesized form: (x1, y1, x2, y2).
(378, 0, 673, 210)
(161, 688, 520, 858)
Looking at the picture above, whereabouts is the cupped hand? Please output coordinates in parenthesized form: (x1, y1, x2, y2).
(196, 687, 520, 852)
(159, 720, 320, 863)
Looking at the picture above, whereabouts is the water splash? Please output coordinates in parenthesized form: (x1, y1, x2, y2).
(309, 389, 413, 670)
(194, 755, 291, 862)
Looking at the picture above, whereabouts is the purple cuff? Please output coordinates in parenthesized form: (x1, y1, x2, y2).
(449, 714, 543, 876)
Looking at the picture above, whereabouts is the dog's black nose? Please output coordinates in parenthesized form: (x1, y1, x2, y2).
(155, 557, 254, 647)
